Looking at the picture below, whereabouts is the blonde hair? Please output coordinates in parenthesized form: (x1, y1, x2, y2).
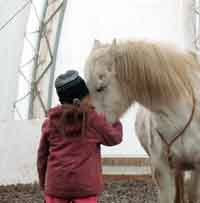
(113, 40, 199, 108)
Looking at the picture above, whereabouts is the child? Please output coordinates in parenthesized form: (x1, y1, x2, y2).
(37, 70, 122, 203)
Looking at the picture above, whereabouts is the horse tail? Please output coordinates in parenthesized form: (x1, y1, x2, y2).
(175, 171, 184, 203)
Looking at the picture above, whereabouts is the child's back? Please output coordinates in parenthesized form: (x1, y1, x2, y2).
(37, 70, 122, 202)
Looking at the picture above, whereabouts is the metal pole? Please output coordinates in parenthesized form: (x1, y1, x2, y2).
(28, 0, 49, 119)
(47, 0, 68, 109)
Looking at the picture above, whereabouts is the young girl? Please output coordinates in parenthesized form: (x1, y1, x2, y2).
(37, 70, 122, 203)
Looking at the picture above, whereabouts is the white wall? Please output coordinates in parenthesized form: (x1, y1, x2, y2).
(0, 120, 42, 185)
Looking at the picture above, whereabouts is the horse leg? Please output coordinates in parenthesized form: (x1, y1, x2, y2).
(174, 170, 185, 203)
(188, 170, 200, 203)
(152, 163, 176, 203)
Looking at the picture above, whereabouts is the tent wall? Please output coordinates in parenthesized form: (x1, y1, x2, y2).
(0, 1, 30, 121)
(0, 0, 199, 185)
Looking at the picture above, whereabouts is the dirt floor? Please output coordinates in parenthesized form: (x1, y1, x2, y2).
(0, 180, 158, 203)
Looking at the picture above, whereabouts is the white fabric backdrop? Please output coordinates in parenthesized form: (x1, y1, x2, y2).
(0, 0, 30, 121)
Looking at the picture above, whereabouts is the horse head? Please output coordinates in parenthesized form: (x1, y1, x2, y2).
(84, 39, 130, 122)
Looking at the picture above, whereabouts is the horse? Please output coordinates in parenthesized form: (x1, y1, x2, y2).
(84, 39, 200, 203)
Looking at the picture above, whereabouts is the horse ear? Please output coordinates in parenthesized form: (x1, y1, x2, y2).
(111, 38, 117, 46)
(107, 39, 117, 73)
(110, 38, 117, 55)
(92, 39, 101, 50)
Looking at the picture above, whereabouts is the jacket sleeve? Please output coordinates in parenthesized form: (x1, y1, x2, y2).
(37, 119, 49, 190)
(88, 110, 123, 146)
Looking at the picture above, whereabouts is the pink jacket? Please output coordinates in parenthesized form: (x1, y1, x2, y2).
(37, 105, 122, 199)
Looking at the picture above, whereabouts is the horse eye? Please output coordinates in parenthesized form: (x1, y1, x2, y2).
(99, 74, 104, 80)
(96, 86, 106, 92)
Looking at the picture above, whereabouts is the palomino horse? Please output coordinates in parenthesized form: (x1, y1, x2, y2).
(84, 39, 200, 203)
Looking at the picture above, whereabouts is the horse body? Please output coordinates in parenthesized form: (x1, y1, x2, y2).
(84, 39, 200, 203)
(136, 101, 200, 203)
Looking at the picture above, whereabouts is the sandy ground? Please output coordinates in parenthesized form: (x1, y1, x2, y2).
(0, 180, 158, 203)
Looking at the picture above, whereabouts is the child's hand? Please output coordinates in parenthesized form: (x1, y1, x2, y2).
(98, 112, 106, 120)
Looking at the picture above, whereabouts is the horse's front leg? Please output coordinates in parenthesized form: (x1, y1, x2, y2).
(152, 160, 176, 203)
(188, 170, 200, 203)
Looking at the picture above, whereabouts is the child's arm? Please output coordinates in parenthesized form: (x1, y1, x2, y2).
(37, 119, 49, 190)
(88, 110, 123, 146)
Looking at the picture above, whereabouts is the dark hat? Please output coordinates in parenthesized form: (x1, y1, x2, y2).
(55, 70, 89, 104)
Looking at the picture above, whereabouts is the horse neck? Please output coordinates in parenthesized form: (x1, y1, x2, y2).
(150, 96, 195, 139)
(121, 80, 163, 112)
